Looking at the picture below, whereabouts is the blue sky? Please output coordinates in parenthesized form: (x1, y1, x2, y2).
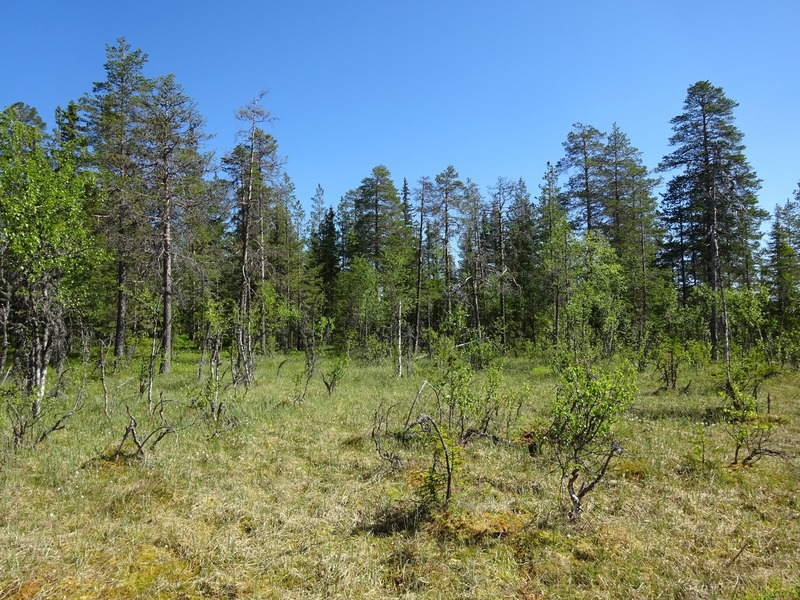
(3, 1, 799, 219)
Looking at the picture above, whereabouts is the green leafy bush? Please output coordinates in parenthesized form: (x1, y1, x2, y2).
(546, 362, 636, 518)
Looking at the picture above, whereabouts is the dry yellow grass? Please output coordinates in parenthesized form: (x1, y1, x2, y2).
(1, 352, 798, 598)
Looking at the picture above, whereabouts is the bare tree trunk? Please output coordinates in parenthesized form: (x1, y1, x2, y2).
(238, 130, 255, 375)
(114, 259, 127, 363)
(444, 192, 452, 315)
(160, 176, 173, 374)
(0, 291, 10, 377)
(414, 187, 425, 354)
(26, 285, 52, 418)
(471, 270, 482, 342)
(498, 201, 507, 349)
(397, 301, 403, 378)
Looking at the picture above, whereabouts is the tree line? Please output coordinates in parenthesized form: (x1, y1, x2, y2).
(2, 38, 799, 401)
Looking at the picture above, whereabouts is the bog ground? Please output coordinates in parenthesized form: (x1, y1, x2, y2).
(1, 352, 799, 599)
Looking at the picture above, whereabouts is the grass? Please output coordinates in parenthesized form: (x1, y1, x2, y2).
(1, 350, 799, 598)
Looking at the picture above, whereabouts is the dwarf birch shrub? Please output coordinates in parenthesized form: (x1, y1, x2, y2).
(546, 361, 636, 519)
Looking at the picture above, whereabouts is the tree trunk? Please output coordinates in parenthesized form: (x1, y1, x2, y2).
(498, 200, 507, 349)
(444, 193, 452, 315)
(413, 186, 425, 354)
(239, 133, 255, 358)
(160, 183, 173, 374)
(397, 301, 402, 378)
(114, 259, 127, 362)
(0, 292, 10, 378)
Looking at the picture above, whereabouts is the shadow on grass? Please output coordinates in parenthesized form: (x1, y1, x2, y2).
(355, 502, 430, 537)
(628, 404, 724, 424)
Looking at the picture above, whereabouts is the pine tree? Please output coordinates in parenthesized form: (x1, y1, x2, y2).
(222, 96, 282, 368)
(432, 165, 464, 315)
(139, 74, 209, 373)
(83, 37, 152, 360)
(350, 165, 405, 273)
(4, 102, 47, 131)
(558, 123, 606, 231)
(658, 81, 765, 360)
(343, 166, 414, 353)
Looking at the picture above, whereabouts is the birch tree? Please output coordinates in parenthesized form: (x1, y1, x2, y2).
(0, 108, 95, 414)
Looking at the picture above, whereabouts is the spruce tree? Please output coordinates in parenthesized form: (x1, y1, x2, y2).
(308, 206, 340, 318)
(600, 124, 665, 351)
(506, 178, 537, 343)
(766, 190, 800, 364)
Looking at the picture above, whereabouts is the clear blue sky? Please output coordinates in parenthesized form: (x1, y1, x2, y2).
(3, 0, 798, 219)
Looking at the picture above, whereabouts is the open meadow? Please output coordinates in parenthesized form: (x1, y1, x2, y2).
(1, 350, 799, 599)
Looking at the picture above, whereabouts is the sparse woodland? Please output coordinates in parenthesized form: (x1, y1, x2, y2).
(1, 38, 799, 598)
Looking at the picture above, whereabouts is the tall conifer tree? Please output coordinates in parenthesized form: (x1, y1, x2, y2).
(139, 74, 208, 373)
(658, 81, 765, 359)
(83, 37, 151, 360)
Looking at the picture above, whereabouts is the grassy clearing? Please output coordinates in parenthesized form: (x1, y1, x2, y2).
(1, 352, 799, 598)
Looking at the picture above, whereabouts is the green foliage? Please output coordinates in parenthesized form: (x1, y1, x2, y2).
(427, 331, 475, 436)
(659, 81, 766, 362)
(407, 414, 460, 509)
(766, 195, 800, 367)
(567, 230, 624, 355)
(321, 353, 349, 396)
(721, 386, 771, 464)
(0, 114, 96, 286)
(659, 81, 765, 290)
(548, 363, 634, 464)
(720, 352, 783, 464)
(729, 348, 781, 399)
(0, 109, 99, 398)
(333, 256, 380, 352)
(546, 361, 636, 517)
(690, 422, 709, 468)
(558, 122, 606, 231)
(654, 336, 691, 391)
